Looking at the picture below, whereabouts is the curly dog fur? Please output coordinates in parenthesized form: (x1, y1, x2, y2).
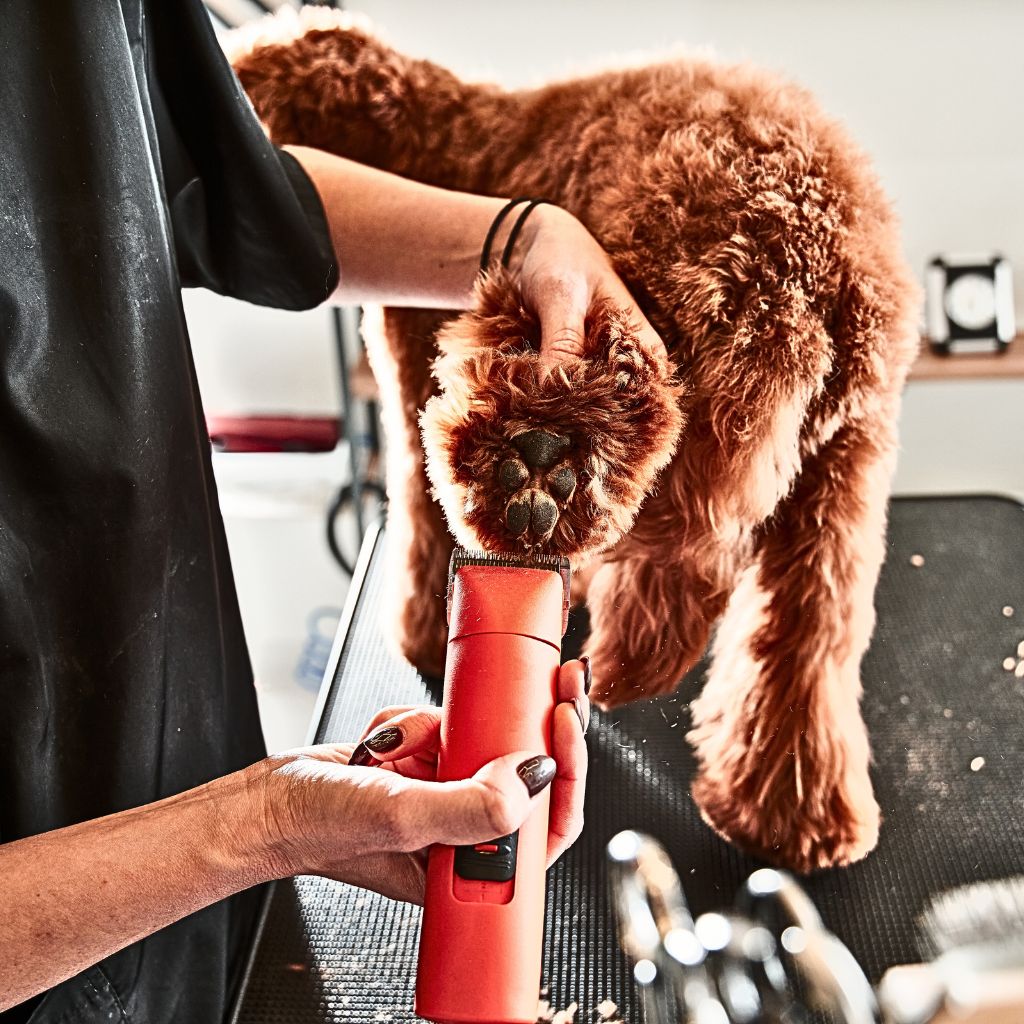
(424, 274, 685, 557)
(230, 11, 921, 873)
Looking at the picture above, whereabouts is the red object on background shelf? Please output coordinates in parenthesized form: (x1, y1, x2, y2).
(206, 415, 341, 453)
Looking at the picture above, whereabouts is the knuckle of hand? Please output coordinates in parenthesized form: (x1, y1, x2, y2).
(355, 776, 408, 853)
(546, 336, 584, 361)
(550, 325, 585, 346)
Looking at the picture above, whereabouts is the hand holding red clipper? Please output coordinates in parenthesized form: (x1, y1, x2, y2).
(277, 547, 586, 1019)
(255, 656, 587, 912)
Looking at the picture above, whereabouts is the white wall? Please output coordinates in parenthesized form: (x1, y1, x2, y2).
(894, 380, 1024, 500)
(186, 288, 338, 416)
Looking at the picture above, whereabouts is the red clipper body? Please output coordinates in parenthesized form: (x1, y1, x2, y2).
(415, 548, 571, 1024)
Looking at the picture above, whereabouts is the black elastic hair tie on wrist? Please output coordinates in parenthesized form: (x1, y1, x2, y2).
(479, 197, 533, 271)
(499, 199, 550, 268)
(480, 196, 553, 272)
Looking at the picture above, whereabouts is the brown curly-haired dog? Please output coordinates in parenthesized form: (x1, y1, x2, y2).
(230, 11, 920, 873)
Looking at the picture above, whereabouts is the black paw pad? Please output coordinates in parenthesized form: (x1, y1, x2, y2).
(512, 430, 570, 470)
(546, 466, 576, 502)
(505, 489, 559, 541)
(498, 458, 529, 492)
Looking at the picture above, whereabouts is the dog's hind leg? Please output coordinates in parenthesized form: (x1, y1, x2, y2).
(688, 418, 897, 873)
(362, 307, 452, 680)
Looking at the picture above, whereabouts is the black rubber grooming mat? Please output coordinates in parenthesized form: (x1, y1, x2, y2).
(233, 496, 1024, 1023)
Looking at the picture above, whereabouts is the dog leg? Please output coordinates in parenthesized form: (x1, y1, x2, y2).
(584, 296, 821, 709)
(585, 547, 732, 707)
(362, 307, 452, 678)
(689, 419, 896, 873)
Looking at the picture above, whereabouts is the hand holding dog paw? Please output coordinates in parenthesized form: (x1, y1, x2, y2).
(509, 204, 668, 375)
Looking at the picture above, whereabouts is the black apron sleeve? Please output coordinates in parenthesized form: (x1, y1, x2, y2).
(147, 0, 339, 309)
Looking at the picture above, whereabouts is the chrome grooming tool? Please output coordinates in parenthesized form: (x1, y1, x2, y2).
(608, 832, 1024, 1024)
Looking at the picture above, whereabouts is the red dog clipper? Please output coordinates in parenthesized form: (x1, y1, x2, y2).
(415, 547, 571, 1024)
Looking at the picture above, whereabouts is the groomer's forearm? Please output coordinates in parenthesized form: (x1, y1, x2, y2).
(0, 770, 271, 1012)
(284, 144, 507, 308)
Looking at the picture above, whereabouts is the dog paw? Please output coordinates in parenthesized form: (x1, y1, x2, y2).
(389, 578, 448, 679)
(420, 272, 685, 559)
(496, 430, 576, 544)
(691, 768, 881, 874)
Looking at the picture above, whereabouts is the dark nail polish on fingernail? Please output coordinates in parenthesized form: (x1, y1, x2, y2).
(349, 742, 379, 767)
(364, 725, 403, 753)
(517, 754, 556, 797)
(580, 656, 592, 695)
(572, 697, 589, 735)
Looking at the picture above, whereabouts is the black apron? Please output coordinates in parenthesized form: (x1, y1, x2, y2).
(0, 1, 338, 1020)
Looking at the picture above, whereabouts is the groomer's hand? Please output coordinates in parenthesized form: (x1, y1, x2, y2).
(251, 659, 590, 904)
(510, 205, 667, 375)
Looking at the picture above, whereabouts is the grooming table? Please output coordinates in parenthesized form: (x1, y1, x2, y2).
(232, 496, 1024, 1023)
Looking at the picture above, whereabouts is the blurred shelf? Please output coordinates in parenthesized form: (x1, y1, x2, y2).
(910, 333, 1024, 381)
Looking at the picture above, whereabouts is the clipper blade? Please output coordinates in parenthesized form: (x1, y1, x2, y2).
(447, 547, 571, 635)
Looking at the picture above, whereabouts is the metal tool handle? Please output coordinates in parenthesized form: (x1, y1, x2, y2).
(608, 832, 879, 1024)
